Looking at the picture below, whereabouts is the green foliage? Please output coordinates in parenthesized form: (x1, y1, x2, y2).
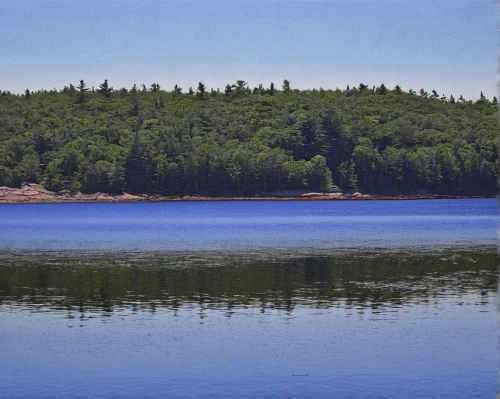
(196, 82, 206, 99)
(97, 79, 112, 98)
(0, 82, 497, 195)
(282, 79, 291, 93)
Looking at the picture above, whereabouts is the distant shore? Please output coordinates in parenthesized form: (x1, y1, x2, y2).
(0, 184, 492, 204)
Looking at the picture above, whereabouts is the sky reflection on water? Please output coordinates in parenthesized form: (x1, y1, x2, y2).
(0, 199, 497, 251)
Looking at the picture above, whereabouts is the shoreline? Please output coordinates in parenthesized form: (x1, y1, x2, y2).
(0, 184, 492, 204)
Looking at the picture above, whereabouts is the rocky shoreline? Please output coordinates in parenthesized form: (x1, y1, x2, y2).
(0, 183, 490, 204)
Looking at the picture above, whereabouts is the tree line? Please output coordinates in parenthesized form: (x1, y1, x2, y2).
(0, 80, 497, 196)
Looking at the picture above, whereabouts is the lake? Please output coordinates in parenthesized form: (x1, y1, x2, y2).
(0, 199, 498, 398)
(0, 199, 497, 251)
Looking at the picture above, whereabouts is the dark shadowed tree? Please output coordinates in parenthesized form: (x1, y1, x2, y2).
(269, 82, 275, 96)
(282, 79, 291, 93)
(97, 79, 112, 97)
(197, 82, 206, 99)
(77, 80, 88, 93)
(376, 84, 387, 95)
(224, 84, 233, 96)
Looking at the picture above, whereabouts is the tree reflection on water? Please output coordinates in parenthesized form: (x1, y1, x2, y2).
(0, 250, 496, 319)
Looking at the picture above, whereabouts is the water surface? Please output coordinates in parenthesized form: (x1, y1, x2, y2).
(0, 199, 497, 398)
(0, 199, 497, 251)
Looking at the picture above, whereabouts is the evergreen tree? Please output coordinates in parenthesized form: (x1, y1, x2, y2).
(234, 80, 248, 97)
(77, 80, 88, 93)
(97, 79, 112, 97)
(77, 80, 89, 102)
(197, 82, 206, 99)
(282, 79, 291, 93)
(376, 84, 387, 95)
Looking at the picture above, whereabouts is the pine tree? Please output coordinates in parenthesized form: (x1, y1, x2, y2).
(269, 82, 275, 96)
(224, 84, 233, 96)
(97, 79, 112, 97)
(377, 84, 387, 95)
(77, 80, 88, 93)
(282, 79, 291, 93)
(76, 80, 88, 102)
(173, 84, 182, 96)
(197, 82, 206, 99)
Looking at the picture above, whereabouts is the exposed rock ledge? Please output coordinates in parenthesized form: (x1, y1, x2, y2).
(0, 184, 146, 203)
(0, 184, 486, 204)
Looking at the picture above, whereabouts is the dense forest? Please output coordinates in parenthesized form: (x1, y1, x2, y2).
(0, 80, 497, 196)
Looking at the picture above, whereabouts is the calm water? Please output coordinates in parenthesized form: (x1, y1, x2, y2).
(0, 199, 498, 398)
(0, 199, 497, 251)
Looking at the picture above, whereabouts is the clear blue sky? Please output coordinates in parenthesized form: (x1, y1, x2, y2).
(0, 0, 496, 99)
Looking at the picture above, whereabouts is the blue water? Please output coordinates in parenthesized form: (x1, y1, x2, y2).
(0, 199, 498, 398)
(0, 199, 497, 251)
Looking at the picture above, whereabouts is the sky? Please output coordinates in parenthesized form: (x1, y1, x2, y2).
(0, 0, 497, 100)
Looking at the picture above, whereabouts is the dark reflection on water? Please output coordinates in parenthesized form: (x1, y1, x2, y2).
(0, 250, 496, 317)
(0, 249, 497, 399)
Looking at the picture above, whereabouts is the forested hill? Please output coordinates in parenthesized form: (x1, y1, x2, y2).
(0, 81, 497, 196)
